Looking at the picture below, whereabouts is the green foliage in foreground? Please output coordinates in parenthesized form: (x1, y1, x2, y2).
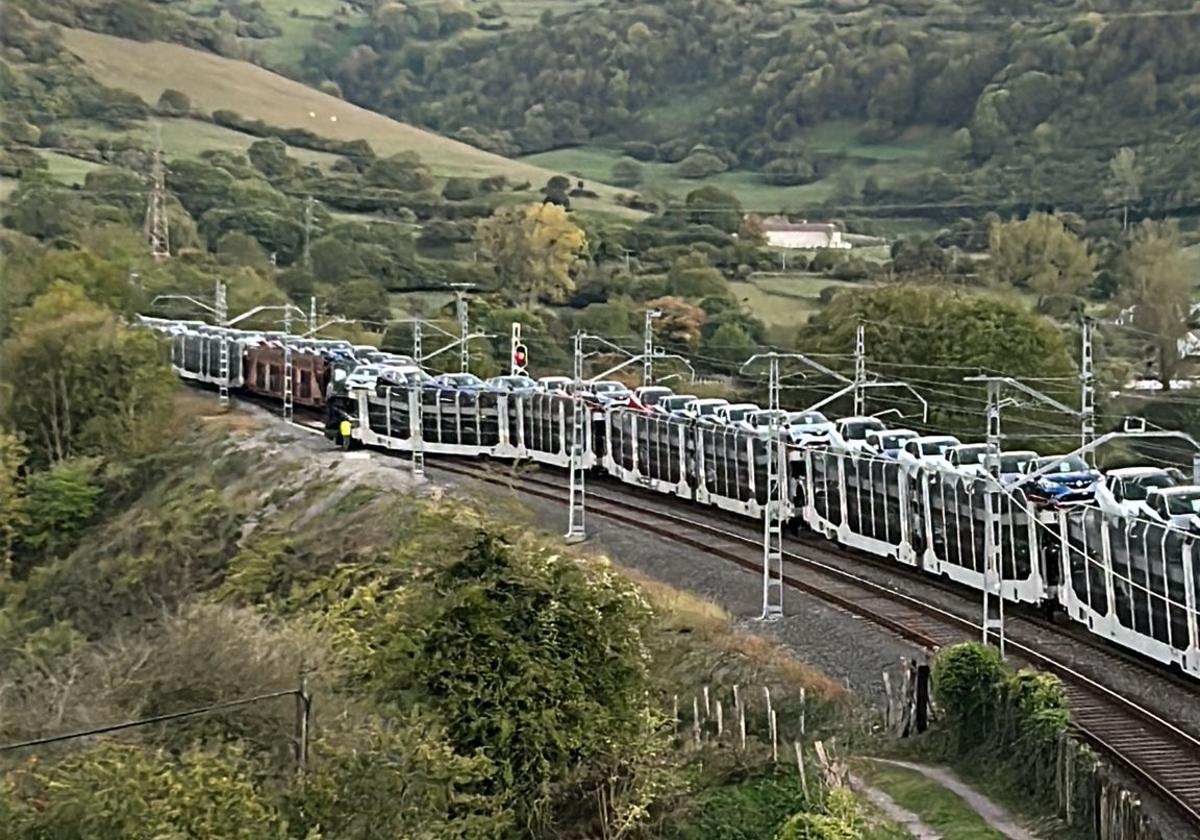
(1, 743, 284, 840)
(331, 531, 667, 835)
(932, 643, 1081, 823)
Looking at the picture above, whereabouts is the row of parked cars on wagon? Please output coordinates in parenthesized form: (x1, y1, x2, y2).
(341, 366, 1200, 530)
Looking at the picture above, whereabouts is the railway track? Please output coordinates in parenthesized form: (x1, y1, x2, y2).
(277, 407, 1200, 829)
(421, 456, 1200, 831)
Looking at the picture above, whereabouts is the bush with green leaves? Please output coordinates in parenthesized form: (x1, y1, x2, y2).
(342, 531, 664, 834)
(932, 642, 1005, 750)
(0, 743, 282, 839)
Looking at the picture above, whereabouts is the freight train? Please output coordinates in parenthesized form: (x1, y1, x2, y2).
(145, 319, 1200, 682)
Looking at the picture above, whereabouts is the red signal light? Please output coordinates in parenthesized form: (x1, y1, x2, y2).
(513, 344, 528, 367)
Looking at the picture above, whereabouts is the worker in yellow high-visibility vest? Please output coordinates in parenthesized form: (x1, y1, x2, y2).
(339, 418, 352, 450)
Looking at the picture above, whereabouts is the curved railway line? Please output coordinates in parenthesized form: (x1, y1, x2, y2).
(283, 402, 1200, 830)
(417, 454, 1200, 832)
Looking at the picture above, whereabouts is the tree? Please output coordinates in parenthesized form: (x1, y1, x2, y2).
(338, 277, 390, 322)
(476, 203, 586, 308)
(1106, 147, 1141, 231)
(708, 322, 755, 363)
(0, 282, 175, 465)
(675, 150, 727, 179)
(365, 153, 435, 191)
(610, 158, 644, 188)
(246, 138, 294, 180)
(155, 88, 190, 115)
(666, 252, 734, 301)
(798, 285, 1075, 437)
(988, 213, 1094, 314)
(684, 186, 742, 234)
(1118, 221, 1191, 389)
(0, 432, 26, 578)
(441, 176, 478, 201)
(645, 295, 706, 348)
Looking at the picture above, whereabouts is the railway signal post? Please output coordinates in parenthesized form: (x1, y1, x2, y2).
(511, 323, 528, 376)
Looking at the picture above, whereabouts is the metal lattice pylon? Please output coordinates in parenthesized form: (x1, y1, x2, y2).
(145, 127, 171, 261)
(215, 281, 229, 408)
(565, 331, 586, 542)
(408, 386, 425, 479)
(282, 308, 294, 423)
(761, 355, 785, 620)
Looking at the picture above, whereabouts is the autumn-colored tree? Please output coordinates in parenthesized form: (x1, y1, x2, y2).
(645, 295, 706, 348)
(476, 203, 587, 308)
(988, 213, 1094, 315)
(1118, 221, 1192, 389)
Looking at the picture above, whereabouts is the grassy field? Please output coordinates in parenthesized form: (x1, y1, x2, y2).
(522, 121, 955, 216)
(40, 151, 107, 183)
(733, 273, 863, 334)
(61, 116, 343, 166)
(58, 27, 639, 217)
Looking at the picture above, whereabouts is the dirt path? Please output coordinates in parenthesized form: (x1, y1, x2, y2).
(850, 773, 943, 839)
(867, 758, 1041, 840)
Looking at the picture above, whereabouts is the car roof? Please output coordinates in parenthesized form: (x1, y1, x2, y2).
(915, 435, 960, 443)
(722, 403, 758, 410)
(1003, 450, 1039, 458)
(1149, 485, 1200, 497)
(840, 415, 884, 424)
(539, 375, 571, 381)
(694, 398, 728, 405)
(1108, 466, 1168, 477)
(872, 428, 917, 437)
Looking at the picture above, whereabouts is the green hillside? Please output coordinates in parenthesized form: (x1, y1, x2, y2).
(58, 27, 636, 214)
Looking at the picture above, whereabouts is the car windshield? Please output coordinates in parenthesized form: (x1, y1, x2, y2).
(788, 412, 828, 426)
(445, 374, 481, 386)
(663, 396, 696, 409)
(844, 420, 884, 440)
(639, 389, 670, 405)
(754, 411, 788, 425)
(1038, 456, 1089, 473)
(920, 439, 956, 456)
(956, 445, 991, 464)
(1164, 492, 1200, 515)
(697, 401, 726, 415)
(726, 407, 753, 422)
(352, 366, 379, 378)
(999, 453, 1035, 473)
(593, 382, 627, 394)
(1123, 473, 1174, 500)
(879, 433, 915, 450)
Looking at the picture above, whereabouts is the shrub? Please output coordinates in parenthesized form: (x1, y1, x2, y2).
(357, 532, 659, 832)
(610, 157, 644, 187)
(0, 743, 281, 837)
(676, 150, 728, 179)
(441, 176, 478, 201)
(155, 88, 190, 115)
(621, 140, 657, 161)
(17, 457, 102, 566)
(932, 642, 1005, 751)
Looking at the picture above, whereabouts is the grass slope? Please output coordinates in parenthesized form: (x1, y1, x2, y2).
(59, 27, 638, 215)
(522, 120, 955, 219)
